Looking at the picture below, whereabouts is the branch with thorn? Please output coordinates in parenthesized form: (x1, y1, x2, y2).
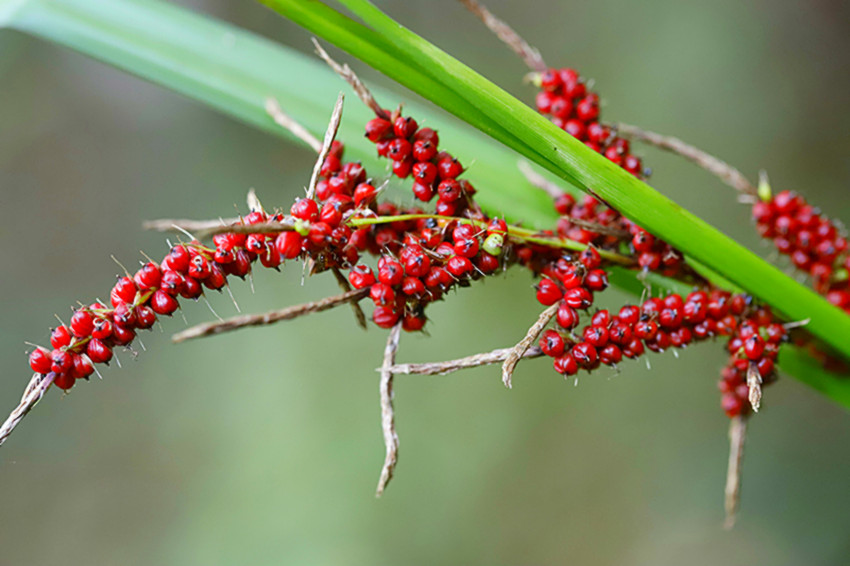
(388, 345, 544, 376)
(502, 303, 559, 388)
(0, 372, 55, 447)
(724, 415, 747, 529)
(307, 92, 345, 200)
(615, 123, 757, 197)
(312, 38, 390, 120)
(172, 288, 368, 343)
(457, 0, 547, 73)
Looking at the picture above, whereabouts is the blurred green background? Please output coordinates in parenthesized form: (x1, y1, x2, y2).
(2, 1, 850, 564)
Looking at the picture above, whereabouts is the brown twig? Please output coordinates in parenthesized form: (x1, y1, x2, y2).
(389, 345, 544, 376)
(518, 161, 631, 238)
(312, 38, 390, 120)
(376, 322, 402, 497)
(502, 304, 559, 388)
(724, 415, 748, 529)
(0, 372, 56, 448)
(457, 0, 547, 73)
(307, 92, 345, 200)
(171, 288, 368, 343)
(332, 267, 368, 330)
(265, 97, 323, 153)
(143, 218, 240, 233)
(616, 123, 757, 196)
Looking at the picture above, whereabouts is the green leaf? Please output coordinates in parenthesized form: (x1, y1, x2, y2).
(2, 0, 849, 407)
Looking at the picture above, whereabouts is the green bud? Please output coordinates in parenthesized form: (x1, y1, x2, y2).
(483, 233, 504, 256)
(294, 219, 311, 236)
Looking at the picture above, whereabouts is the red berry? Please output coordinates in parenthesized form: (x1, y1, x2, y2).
(413, 162, 438, 186)
(378, 257, 404, 286)
(536, 278, 563, 305)
(393, 116, 418, 138)
(110, 276, 137, 307)
(86, 339, 113, 364)
(563, 287, 593, 309)
(53, 372, 76, 391)
(540, 329, 566, 357)
(437, 157, 463, 179)
(599, 344, 623, 366)
(446, 255, 473, 277)
(553, 353, 579, 376)
(134, 306, 157, 329)
(150, 290, 179, 316)
(365, 118, 393, 142)
(571, 342, 598, 368)
(372, 306, 399, 329)
(369, 283, 396, 306)
(584, 269, 608, 291)
(70, 310, 94, 338)
(29, 347, 52, 374)
(275, 231, 303, 260)
(743, 334, 765, 360)
(290, 198, 319, 222)
(50, 349, 73, 373)
(556, 303, 580, 329)
(134, 262, 162, 290)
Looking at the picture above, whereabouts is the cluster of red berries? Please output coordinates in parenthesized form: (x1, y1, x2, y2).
(535, 68, 645, 177)
(28, 242, 231, 390)
(348, 217, 507, 331)
(719, 306, 786, 417)
(25, 101, 786, 423)
(752, 189, 849, 308)
(534, 257, 783, 415)
(553, 192, 684, 276)
(530, 69, 689, 278)
(364, 112, 481, 218)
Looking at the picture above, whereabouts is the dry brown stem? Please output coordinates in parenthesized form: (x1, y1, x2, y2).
(502, 304, 559, 388)
(724, 415, 748, 529)
(376, 322, 402, 497)
(332, 267, 367, 330)
(265, 97, 323, 153)
(307, 92, 344, 200)
(389, 345, 544, 376)
(172, 288, 368, 343)
(312, 38, 390, 120)
(458, 0, 547, 72)
(616, 123, 757, 196)
(0, 372, 56, 448)
(143, 217, 240, 233)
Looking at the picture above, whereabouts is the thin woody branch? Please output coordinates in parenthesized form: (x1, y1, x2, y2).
(376, 322, 402, 497)
(307, 92, 345, 200)
(171, 288, 368, 343)
(265, 97, 323, 153)
(502, 303, 559, 388)
(312, 38, 390, 120)
(0, 372, 56, 448)
(389, 345, 544, 376)
(458, 0, 547, 73)
(616, 123, 757, 196)
(143, 217, 240, 233)
(724, 415, 748, 529)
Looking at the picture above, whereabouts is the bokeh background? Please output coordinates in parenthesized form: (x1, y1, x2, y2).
(2, 1, 850, 564)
